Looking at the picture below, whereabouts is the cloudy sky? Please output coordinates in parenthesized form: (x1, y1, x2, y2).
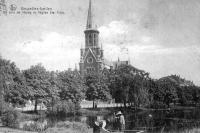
(0, 0, 200, 85)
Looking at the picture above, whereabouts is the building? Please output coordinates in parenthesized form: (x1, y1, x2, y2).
(0, 0, 7, 15)
(79, 0, 130, 76)
(79, 0, 104, 76)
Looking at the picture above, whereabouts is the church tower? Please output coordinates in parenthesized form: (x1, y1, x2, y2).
(79, 0, 104, 76)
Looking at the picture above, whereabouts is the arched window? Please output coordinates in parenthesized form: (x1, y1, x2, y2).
(89, 34, 92, 45)
(86, 67, 95, 73)
(94, 34, 96, 46)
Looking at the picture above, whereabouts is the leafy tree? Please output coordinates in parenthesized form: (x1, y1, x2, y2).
(23, 64, 50, 112)
(0, 56, 28, 110)
(110, 64, 150, 108)
(149, 80, 164, 104)
(191, 86, 200, 106)
(177, 86, 200, 106)
(57, 70, 85, 104)
(5, 72, 28, 105)
(85, 73, 111, 108)
(156, 80, 178, 107)
(46, 71, 60, 112)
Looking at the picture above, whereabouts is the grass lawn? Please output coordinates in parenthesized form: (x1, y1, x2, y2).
(0, 126, 37, 133)
(42, 127, 93, 133)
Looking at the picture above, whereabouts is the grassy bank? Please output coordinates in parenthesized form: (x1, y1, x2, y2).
(42, 121, 92, 133)
(0, 126, 37, 133)
(162, 128, 200, 133)
(1, 126, 200, 133)
(79, 107, 115, 116)
(0, 120, 92, 133)
(42, 127, 92, 133)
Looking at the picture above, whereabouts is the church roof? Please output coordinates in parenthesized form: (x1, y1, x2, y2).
(83, 48, 97, 62)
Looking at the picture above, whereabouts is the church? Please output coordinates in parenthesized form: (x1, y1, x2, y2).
(79, 0, 130, 76)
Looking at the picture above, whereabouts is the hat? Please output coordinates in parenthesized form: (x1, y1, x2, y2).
(94, 116, 102, 127)
(116, 111, 122, 115)
(94, 121, 100, 126)
(94, 121, 103, 127)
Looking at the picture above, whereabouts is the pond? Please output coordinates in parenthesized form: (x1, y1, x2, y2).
(21, 108, 200, 132)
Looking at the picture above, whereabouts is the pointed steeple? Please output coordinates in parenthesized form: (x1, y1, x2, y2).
(86, 0, 94, 29)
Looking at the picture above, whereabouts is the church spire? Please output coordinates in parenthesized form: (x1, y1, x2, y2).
(86, 0, 94, 29)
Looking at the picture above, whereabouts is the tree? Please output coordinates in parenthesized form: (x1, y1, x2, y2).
(57, 70, 85, 104)
(46, 71, 60, 112)
(177, 86, 200, 106)
(23, 64, 50, 112)
(85, 73, 111, 108)
(149, 79, 166, 108)
(0, 56, 28, 110)
(156, 80, 178, 107)
(5, 72, 28, 105)
(109, 64, 150, 108)
(191, 86, 200, 106)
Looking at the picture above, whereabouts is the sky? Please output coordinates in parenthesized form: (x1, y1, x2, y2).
(0, 0, 200, 85)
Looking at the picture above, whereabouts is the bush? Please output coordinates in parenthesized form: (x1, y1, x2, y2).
(72, 122, 89, 133)
(1, 108, 21, 128)
(22, 120, 48, 132)
(23, 122, 38, 131)
(56, 121, 72, 128)
(43, 121, 90, 133)
(150, 101, 168, 109)
(47, 100, 80, 116)
(0, 101, 11, 116)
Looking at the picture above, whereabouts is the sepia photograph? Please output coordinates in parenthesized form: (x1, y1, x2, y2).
(0, 0, 200, 133)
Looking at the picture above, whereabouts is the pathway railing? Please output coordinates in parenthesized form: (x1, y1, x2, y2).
(80, 102, 125, 108)
(15, 102, 126, 111)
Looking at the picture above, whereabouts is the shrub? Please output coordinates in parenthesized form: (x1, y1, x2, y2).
(47, 100, 80, 116)
(23, 122, 37, 131)
(56, 121, 72, 128)
(43, 121, 90, 133)
(1, 108, 21, 128)
(72, 122, 89, 133)
(151, 101, 168, 109)
(0, 101, 11, 116)
(22, 120, 48, 132)
(56, 121, 89, 131)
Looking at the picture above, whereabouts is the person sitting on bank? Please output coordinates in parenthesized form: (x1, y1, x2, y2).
(115, 111, 125, 131)
(93, 116, 110, 133)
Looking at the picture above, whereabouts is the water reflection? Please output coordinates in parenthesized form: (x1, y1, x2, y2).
(122, 108, 200, 132)
(21, 108, 200, 132)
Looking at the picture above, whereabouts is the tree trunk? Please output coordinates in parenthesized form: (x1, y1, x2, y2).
(123, 100, 126, 108)
(0, 76, 4, 109)
(34, 98, 38, 113)
(93, 99, 95, 109)
(0, 85, 4, 115)
(52, 97, 54, 112)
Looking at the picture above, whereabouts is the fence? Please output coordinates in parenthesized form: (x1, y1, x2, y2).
(80, 102, 125, 108)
